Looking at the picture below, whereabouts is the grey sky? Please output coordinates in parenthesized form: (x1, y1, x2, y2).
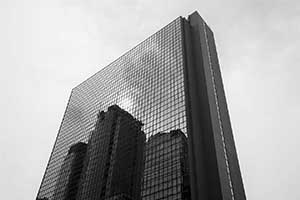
(0, 0, 299, 199)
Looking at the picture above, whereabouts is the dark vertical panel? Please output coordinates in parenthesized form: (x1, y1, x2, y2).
(181, 17, 208, 200)
(183, 13, 225, 200)
(205, 25, 246, 200)
(182, 11, 245, 200)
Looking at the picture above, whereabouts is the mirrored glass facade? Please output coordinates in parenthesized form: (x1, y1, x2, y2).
(36, 11, 246, 200)
(37, 18, 189, 200)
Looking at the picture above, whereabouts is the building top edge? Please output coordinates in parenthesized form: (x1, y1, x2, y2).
(72, 16, 182, 90)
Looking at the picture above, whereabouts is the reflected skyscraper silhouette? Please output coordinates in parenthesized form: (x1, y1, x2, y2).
(142, 130, 190, 200)
(77, 105, 145, 200)
(52, 142, 87, 200)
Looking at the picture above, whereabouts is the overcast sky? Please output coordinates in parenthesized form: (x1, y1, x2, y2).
(0, 0, 299, 199)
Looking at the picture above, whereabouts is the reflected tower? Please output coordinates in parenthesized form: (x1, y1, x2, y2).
(77, 105, 145, 200)
(142, 129, 190, 200)
(52, 142, 87, 200)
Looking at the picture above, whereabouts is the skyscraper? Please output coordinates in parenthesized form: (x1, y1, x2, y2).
(142, 130, 190, 200)
(52, 142, 87, 200)
(36, 11, 246, 200)
(77, 105, 145, 200)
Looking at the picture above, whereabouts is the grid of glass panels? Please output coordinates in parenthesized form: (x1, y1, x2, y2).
(37, 17, 189, 200)
(142, 130, 190, 200)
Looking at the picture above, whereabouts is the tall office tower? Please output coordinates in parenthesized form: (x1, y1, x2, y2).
(36, 11, 245, 200)
(182, 13, 246, 200)
(142, 130, 190, 200)
(77, 105, 145, 200)
(52, 142, 87, 200)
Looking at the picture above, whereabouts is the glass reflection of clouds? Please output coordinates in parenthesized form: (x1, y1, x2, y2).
(118, 96, 133, 112)
(37, 18, 186, 200)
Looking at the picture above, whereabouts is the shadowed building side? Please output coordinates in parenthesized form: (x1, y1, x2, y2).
(181, 12, 246, 200)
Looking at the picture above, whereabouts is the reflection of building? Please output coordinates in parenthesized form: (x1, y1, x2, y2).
(142, 130, 190, 200)
(36, 11, 246, 200)
(77, 105, 145, 200)
(52, 142, 87, 200)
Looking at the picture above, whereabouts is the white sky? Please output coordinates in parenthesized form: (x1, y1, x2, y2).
(0, 0, 299, 199)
